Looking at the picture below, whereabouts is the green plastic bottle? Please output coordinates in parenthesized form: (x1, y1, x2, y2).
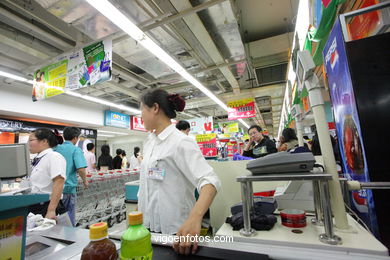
(120, 211, 153, 260)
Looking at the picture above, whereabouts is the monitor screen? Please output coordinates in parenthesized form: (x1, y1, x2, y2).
(0, 143, 30, 179)
(297, 58, 305, 86)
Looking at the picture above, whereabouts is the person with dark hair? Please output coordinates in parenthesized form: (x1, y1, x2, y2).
(112, 148, 123, 169)
(84, 142, 96, 173)
(55, 127, 88, 226)
(278, 128, 299, 152)
(242, 125, 277, 158)
(138, 89, 220, 255)
(310, 132, 341, 162)
(27, 128, 67, 220)
(121, 150, 129, 169)
(97, 144, 113, 171)
(176, 120, 191, 135)
(130, 146, 142, 170)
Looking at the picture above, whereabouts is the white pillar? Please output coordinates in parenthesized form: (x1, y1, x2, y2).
(295, 118, 304, 146)
(306, 75, 349, 230)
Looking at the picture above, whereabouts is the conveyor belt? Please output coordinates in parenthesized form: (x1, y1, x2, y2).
(117, 244, 269, 260)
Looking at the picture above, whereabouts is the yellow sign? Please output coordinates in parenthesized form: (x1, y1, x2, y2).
(227, 98, 255, 108)
(227, 123, 239, 133)
(196, 133, 217, 143)
(0, 216, 24, 260)
(241, 134, 250, 142)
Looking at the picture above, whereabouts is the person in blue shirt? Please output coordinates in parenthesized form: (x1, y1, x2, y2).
(55, 127, 88, 226)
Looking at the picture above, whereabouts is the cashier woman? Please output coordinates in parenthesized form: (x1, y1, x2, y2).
(27, 128, 67, 220)
(138, 89, 221, 255)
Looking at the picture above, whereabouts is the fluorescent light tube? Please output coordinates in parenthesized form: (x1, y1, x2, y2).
(86, 0, 228, 112)
(238, 119, 249, 129)
(98, 134, 115, 137)
(98, 130, 129, 135)
(0, 70, 29, 82)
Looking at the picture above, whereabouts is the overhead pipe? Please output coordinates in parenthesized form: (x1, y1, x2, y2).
(0, 7, 73, 51)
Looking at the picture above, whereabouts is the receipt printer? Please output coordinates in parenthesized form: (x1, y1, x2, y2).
(247, 151, 315, 175)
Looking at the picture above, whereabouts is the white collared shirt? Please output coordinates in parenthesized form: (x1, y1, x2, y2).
(84, 151, 96, 173)
(138, 124, 221, 235)
(30, 148, 66, 195)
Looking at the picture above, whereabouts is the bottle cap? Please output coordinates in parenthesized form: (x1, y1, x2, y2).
(89, 222, 108, 240)
(129, 211, 143, 225)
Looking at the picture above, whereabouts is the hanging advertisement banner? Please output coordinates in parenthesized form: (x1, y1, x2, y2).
(131, 116, 147, 132)
(32, 39, 112, 101)
(196, 134, 217, 157)
(324, 19, 377, 234)
(227, 98, 256, 120)
(187, 117, 213, 134)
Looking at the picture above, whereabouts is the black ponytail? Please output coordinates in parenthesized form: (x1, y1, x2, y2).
(141, 89, 185, 119)
(33, 128, 63, 148)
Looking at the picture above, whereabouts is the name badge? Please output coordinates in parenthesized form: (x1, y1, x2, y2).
(147, 167, 165, 180)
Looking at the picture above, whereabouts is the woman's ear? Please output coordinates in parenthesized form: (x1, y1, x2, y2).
(152, 103, 160, 114)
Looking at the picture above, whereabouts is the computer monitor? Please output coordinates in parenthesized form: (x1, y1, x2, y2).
(0, 143, 30, 179)
(296, 50, 316, 89)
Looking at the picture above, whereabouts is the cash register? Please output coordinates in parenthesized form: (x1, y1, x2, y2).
(246, 150, 316, 175)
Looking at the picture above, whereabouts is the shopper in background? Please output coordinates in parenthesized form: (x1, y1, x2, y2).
(278, 128, 299, 152)
(130, 146, 142, 170)
(55, 127, 88, 226)
(27, 128, 66, 220)
(138, 89, 220, 255)
(77, 134, 92, 154)
(84, 143, 96, 173)
(311, 132, 341, 162)
(176, 120, 191, 135)
(112, 148, 123, 169)
(121, 150, 129, 169)
(242, 125, 277, 158)
(97, 144, 113, 171)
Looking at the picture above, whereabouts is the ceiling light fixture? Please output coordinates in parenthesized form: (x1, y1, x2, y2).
(98, 130, 129, 135)
(238, 119, 250, 129)
(0, 70, 31, 83)
(86, 0, 231, 116)
(97, 134, 115, 137)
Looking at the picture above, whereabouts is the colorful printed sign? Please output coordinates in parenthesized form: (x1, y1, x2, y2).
(227, 98, 256, 120)
(104, 110, 130, 129)
(324, 19, 377, 234)
(0, 216, 24, 260)
(196, 133, 217, 157)
(131, 116, 147, 132)
(347, 0, 380, 41)
(32, 39, 112, 101)
(187, 117, 213, 134)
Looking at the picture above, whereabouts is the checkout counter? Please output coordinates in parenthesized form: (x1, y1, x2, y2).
(1, 144, 389, 259)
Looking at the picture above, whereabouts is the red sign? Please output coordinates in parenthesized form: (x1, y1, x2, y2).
(131, 116, 147, 132)
(322, 0, 332, 8)
(196, 134, 217, 157)
(347, 0, 380, 41)
(227, 98, 256, 120)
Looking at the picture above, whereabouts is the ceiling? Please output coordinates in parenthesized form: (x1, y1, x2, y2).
(0, 0, 299, 136)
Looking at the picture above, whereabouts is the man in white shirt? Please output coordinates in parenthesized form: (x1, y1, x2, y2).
(84, 143, 96, 173)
